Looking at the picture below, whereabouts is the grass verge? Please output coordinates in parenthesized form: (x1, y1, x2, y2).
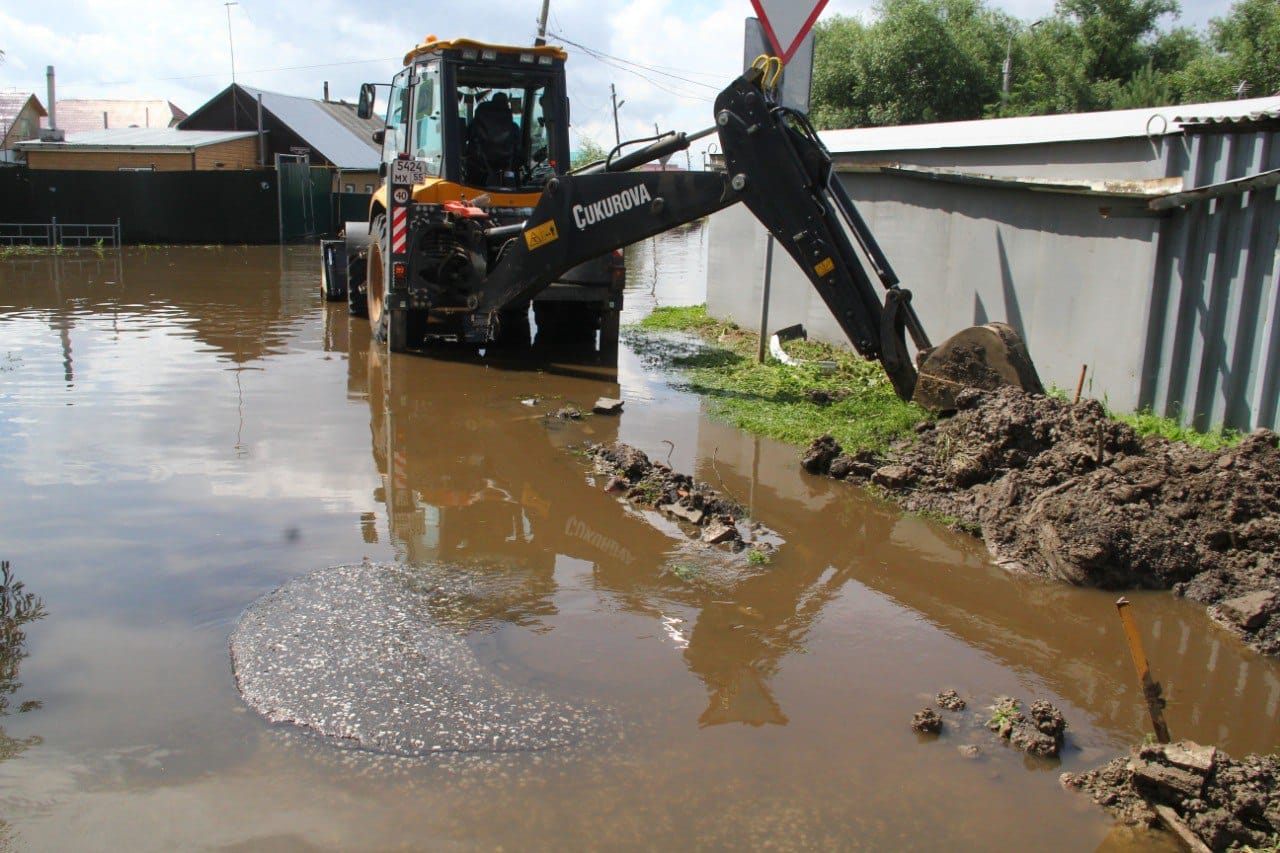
(632, 305, 926, 454)
(633, 304, 1242, 454)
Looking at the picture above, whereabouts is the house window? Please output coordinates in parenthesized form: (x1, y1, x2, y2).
(344, 183, 355, 193)
(364, 184, 374, 193)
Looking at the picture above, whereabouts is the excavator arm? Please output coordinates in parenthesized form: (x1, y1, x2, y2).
(472, 68, 1041, 406)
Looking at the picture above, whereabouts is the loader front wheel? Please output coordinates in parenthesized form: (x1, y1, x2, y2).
(366, 213, 390, 345)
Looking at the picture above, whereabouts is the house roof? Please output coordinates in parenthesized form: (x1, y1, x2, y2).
(52, 99, 188, 134)
(819, 94, 1280, 154)
(0, 93, 48, 129)
(183, 85, 381, 170)
(314, 99, 383, 161)
(14, 128, 257, 152)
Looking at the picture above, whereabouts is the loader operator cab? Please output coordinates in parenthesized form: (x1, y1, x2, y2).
(365, 37, 570, 194)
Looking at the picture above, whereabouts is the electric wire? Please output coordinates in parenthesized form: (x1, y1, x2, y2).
(546, 29, 717, 103)
(547, 31, 722, 88)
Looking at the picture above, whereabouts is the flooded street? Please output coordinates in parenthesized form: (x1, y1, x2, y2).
(2, 237, 1279, 850)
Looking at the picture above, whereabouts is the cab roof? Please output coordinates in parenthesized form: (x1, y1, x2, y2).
(403, 36, 568, 66)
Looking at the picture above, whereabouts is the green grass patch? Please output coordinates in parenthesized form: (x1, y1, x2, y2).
(666, 562, 702, 582)
(0, 245, 63, 260)
(637, 304, 733, 335)
(630, 305, 926, 453)
(1116, 408, 1241, 451)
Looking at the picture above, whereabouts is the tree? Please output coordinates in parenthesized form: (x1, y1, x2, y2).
(1000, 0, 1192, 113)
(571, 135, 607, 170)
(1173, 0, 1280, 101)
(811, 0, 1014, 129)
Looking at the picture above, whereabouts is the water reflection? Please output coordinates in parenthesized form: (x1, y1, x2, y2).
(0, 561, 45, 762)
(356, 334, 852, 728)
(0, 246, 318, 367)
(622, 219, 707, 322)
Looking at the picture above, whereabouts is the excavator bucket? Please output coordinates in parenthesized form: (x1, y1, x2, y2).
(911, 322, 1045, 412)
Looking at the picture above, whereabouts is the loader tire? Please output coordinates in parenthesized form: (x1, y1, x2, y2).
(367, 213, 389, 344)
(347, 247, 368, 318)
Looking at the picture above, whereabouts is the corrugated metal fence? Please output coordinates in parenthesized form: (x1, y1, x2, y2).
(1143, 126, 1280, 432)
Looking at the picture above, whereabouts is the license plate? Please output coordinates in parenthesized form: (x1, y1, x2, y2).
(390, 159, 429, 186)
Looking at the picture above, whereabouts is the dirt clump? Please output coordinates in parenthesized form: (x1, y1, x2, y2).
(935, 689, 966, 711)
(589, 442, 759, 551)
(986, 696, 1066, 758)
(1063, 741, 1280, 850)
(911, 707, 943, 734)
(804, 387, 1280, 655)
(550, 405, 583, 420)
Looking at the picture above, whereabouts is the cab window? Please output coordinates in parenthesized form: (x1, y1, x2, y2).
(412, 62, 443, 178)
(382, 69, 411, 163)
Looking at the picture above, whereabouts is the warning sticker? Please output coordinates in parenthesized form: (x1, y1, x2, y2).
(814, 257, 835, 277)
(524, 220, 559, 251)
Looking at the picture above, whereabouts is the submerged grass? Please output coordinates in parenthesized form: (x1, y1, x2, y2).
(634, 304, 1242, 455)
(634, 305, 926, 453)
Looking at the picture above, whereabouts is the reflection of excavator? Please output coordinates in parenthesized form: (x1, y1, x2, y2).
(350, 341, 870, 726)
(327, 37, 1043, 408)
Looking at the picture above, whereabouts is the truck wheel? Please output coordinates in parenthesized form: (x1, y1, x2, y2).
(366, 213, 389, 343)
(347, 248, 368, 317)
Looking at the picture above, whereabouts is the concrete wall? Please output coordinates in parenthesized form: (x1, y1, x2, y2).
(707, 172, 1161, 413)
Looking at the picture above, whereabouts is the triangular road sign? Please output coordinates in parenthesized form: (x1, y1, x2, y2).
(749, 0, 829, 64)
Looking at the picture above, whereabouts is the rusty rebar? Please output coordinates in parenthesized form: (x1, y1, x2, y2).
(1074, 364, 1088, 404)
(1115, 596, 1171, 744)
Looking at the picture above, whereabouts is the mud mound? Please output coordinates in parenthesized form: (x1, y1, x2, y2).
(986, 696, 1066, 758)
(589, 442, 774, 552)
(805, 388, 1280, 655)
(1063, 741, 1280, 849)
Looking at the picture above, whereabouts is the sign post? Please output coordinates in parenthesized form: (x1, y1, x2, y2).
(745, 0, 826, 362)
(386, 158, 427, 318)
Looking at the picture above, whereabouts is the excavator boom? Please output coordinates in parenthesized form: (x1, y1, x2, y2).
(471, 68, 1042, 407)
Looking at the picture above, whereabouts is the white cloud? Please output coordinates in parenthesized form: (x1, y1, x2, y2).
(0, 0, 1241, 156)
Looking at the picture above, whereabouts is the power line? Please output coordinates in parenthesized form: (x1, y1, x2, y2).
(560, 47, 715, 103)
(549, 31, 723, 87)
(547, 30, 719, 103)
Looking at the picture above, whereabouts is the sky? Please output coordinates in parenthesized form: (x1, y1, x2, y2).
(0, 0, 1238, 167)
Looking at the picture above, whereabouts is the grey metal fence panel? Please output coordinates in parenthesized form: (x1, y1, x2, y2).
(1144, 128, 1280, 432)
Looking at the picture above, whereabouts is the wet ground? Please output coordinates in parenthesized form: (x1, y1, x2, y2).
(1, 233, 1279, 849)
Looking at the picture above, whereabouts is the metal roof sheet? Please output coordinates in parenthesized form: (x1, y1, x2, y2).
(52, 99, 188, 134)
(239, 85, 381, 170)
(0, 93, 47, 127)
(819, 94, 1280, 154)
(14, 128, 256, 150)
(1173, 107, 1280, 127)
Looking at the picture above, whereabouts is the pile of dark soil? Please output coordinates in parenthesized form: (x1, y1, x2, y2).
(803, 387, 1280, 655)
(588, 442, 759, 550)
(1063, 741, 1280, 849)
(986, 696, 1066, 758)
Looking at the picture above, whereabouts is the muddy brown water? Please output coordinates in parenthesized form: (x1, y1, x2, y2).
(1, 240, 1278, 850)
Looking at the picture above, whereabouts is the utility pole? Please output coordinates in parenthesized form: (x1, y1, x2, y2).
(535, 0, 551, 46)
(225, 1, 239, 84)
(1001, 20, 1041, 109)
(610, 83, 624, 146)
